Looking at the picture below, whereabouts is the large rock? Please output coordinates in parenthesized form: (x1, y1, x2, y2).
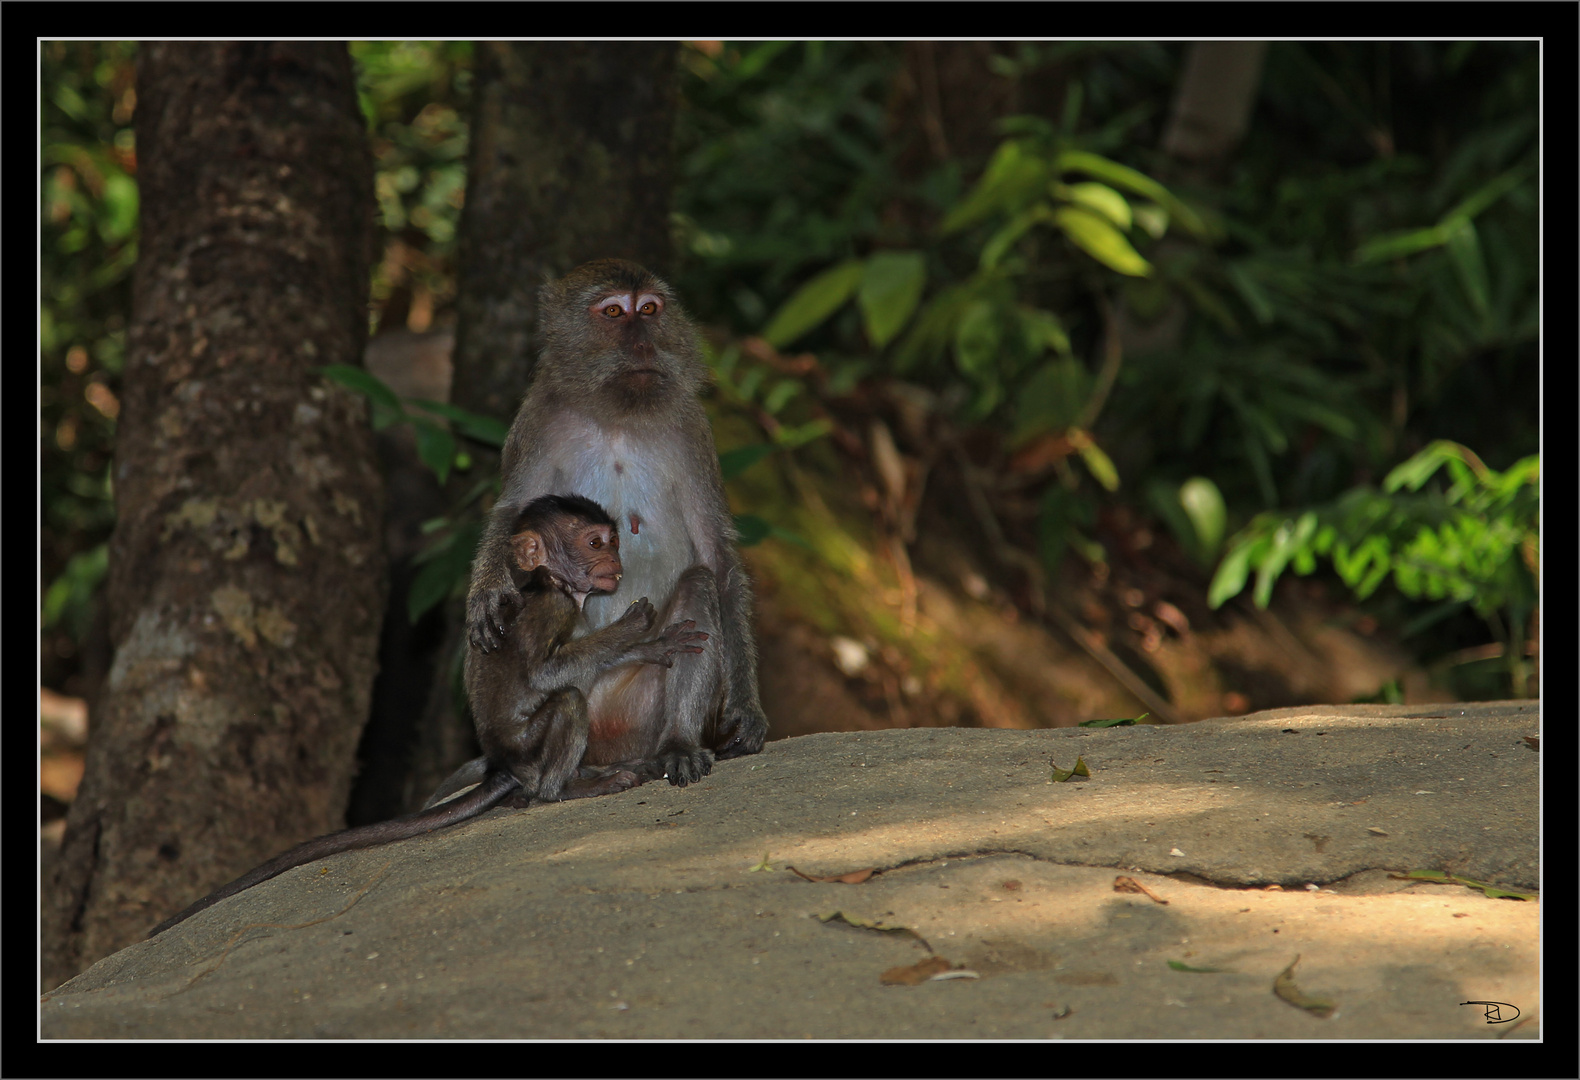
(41, 701, 1540, 1039)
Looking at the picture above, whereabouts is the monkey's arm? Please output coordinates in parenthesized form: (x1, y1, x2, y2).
(527, 600, 704, 692)
(688, 422, 767, 759)
(467, 408, 555, 652)
(712, 542, 768, 758)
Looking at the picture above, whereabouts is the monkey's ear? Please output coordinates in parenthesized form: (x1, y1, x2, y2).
(512, 530, 546, 572)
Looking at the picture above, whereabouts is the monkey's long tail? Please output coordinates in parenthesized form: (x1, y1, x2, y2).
(148, 769, 521, 938)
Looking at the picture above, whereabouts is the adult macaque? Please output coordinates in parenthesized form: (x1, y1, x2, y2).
(151, 495, 701, 937)
(465, 259, 768, 784)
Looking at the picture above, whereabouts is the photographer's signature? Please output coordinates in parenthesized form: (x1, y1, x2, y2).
(1461, 1000, 1520, 1024)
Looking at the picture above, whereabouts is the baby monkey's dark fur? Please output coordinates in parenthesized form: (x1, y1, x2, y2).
(150, 495, 704, 937)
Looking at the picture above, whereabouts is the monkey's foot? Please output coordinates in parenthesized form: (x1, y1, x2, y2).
(561, 769, 641, 800)
(713, 708, 767, 760)
(646, 747, 714, 787)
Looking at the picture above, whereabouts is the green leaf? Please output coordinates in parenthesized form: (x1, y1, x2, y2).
(1208, 538, 1257, 609)
(1057, 181, 1132, 230)
(774, 419, 834, 449)
(97, 171, 138, 243)
(940, 141, 1051, 234)
(953, 300, 1002, 379)
(858, 250, 927, 348)
(1384, 441, 1477, 493)
(1132, 202, 1169, 239)
(761, 259, 865, 348)
(1444, 219, 1491, 318)
(719, 443, 775, 480)
(1079, 713, 1147, 728)
(979, 204, 1056, 269)
(1055, 754, 1093, 780)
(1440, 160, 1535, 223)
(762, 379, 802, 416)
(1012, 357, 1089, 442)
(1073, 432, 1120, 492)
(1394, 869, 1534, 902)
(1168, 959, 1230, 973)
(407, 522, 480, 623)
(1353, 224, 1452, 265)
(733, 514, 772, 547)
(407, 557, 456, 622)
(321, 364, 403, 411)
(1273, 955, 1334, 1018)
(1053, 206, 1152, 277)
(1054, 150, 1210, 237)
(1018, 306, 1072, 357)
(1225, 262, 1275, 325)
(42, 543, 110, 632)
(406, 399, 508, 447)
(1252, 512, 1318, 608)
(411, 417, 457, 485)
(1178, 477, 1227, 559)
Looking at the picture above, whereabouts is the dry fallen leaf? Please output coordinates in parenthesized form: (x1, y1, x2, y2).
(788, 866, 876, 884)
(1273, 954, 1335, 1018)
(814, 911, 930, 950)
(1113, 875, 1169, 904)
(880, 956, 953, 986)
(1522, 735, 1538, 751)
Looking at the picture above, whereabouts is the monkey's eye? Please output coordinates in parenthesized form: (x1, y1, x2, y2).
(638, 300, 658, 315)
(589, 536, 603, 549)
(602, 304, 624, 319)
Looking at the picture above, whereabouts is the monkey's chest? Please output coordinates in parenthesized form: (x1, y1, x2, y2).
(556, 430, 697, 634)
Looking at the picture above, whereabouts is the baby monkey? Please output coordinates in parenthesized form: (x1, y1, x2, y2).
(151, 494, 703, 937)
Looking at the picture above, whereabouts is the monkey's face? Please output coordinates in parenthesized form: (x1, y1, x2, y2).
(536, 260, 707, 408)
(569, 523, 624, 596)
(513, 519, 624, 606)
(587, 286, 670, 394)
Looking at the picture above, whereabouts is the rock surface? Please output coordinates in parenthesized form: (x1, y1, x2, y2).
(41, 701, 1540, 1039)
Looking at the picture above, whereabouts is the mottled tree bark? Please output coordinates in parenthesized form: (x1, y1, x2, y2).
(399, 43, 681, 807)
(1161, 42, 1269, 178)
(1119, 42, 1269, 360)
(43, 42, 384, 990)
(450, 41, 679, 417)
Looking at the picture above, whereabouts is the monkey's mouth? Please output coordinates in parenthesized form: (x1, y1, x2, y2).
(589, 571, 622, 592)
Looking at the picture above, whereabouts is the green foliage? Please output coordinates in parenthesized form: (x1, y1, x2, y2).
(41, 42, 138, 665)
(1210, 442, 1538, 693)
(407, 520, 482, 623)
(322, 365, 505, 619)
(348, 41, 473, 333)
(42, 543, 110, 641)
(1100, 42, 1536, 537)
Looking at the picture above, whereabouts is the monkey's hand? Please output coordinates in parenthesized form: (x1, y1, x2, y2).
(633, 619, 709, 667)
(713, 704, 768, 760)
(467, 582, 523, 653)
(612, 596, 659, 638)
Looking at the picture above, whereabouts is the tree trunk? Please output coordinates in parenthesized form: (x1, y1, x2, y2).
(1119, 42, 1269, 360)
(450, 41, 678, 416)
(1161, 42, 1269, 180)
(42, 42, 384, 990)
(393, 43, 681, 807)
